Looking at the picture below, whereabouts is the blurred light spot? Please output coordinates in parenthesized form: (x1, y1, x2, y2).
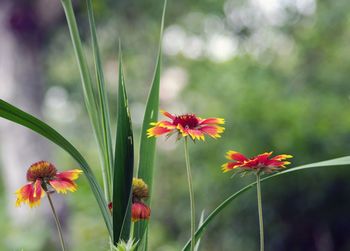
(160, 67, 188, 102)
(163, 25, 186, 56)
(204, 15, 225, 35)
(43, 86, 78, 123)
(296, 0, 316, 16)
(181, 35, 204, 59)
(206, 34, 238, 62)
(105, 60, 118, 93)
(130, 102, 146, 126)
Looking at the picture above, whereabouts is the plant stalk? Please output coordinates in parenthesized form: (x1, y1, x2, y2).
(256, 172, 264, 251)
(184, 138, 195, 251)
(46, 192, 66, 251)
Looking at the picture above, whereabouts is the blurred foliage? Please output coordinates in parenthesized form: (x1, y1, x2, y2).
(2, 0, 350, 250)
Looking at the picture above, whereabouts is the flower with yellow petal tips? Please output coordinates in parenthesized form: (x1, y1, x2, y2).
(131, 201, 151, 222)
(16, 161, 83, 208)
(147, 110, 225, 141)
(222, 151, 292, 174)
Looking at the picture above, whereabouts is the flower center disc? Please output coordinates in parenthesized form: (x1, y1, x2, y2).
(26, 161, 57, 181)
(173, 114, 199, 129)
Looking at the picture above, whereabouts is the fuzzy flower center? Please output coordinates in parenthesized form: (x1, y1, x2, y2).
(173, 114, 199, 129)
(26, 161, 57, 182)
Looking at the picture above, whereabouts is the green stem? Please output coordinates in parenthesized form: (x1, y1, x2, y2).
(46, 192, 66, 251)
(256, 173, 264, 251)
(130, 222, 135, 240)
(184, 138, 195, 251)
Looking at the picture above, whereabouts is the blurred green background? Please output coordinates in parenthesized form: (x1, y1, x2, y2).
(1, 0, 350, 250)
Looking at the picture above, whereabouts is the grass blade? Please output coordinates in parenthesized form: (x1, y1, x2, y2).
(113, 51, 134, 244)
(194, 211, 205, 251)
(182, 156, 350, 250)
(133, 1, 167, 247)
(87, 0, 114, 198)
(0, 99, 112, 236)
(61, 0, 112, 202)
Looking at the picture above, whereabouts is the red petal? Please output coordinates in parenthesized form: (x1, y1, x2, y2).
(221, 162, 244, 172)
(56, 169, 82, 181)
(200, 125, 224, 138)
(199, 117, 225, 125)
(50, 178, 77, 194)
(188, 129, 205, 141)
(16, 183, 33, 207)
(161, 110, 175, 120)
(225, 151, 248, 162)
(28, 180, 44, 208)
(147, 126, 173, 138)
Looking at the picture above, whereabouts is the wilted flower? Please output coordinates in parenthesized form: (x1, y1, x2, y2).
(147, 110, 225, 141)
(131, 201, 151, 222)
(222, 151, 292, 174)
(16, 161, 83, 207)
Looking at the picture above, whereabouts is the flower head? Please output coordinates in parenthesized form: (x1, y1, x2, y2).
(222, 151, 292, 175)
(131, 202, 151, 222)
(132, 178, 148, 200)
(107, 178, 151, 222)
(16, 161, 83, 208)
(147, 110, 225, 141)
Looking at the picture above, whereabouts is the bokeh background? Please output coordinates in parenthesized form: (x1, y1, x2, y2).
(1, 0, 350, 250)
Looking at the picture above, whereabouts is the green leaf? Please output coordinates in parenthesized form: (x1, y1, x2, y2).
(113, 51, 134, 244)
(87, 0, 114, 197)
(0, 99, 112, 236)
(61, 0, 112, 203)
(182, 156, 350, 251)
(133, 1, 167, 248)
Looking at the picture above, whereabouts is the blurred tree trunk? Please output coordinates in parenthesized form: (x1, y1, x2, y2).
(0, 1, 67, 250)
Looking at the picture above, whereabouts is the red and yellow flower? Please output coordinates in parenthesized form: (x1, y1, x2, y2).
(132, 201, 151, 222)
(147, 110, 225, 141)
(222, 151, 292, 174)
(108, 178, 151, 222)
(16, 161, 83, 208)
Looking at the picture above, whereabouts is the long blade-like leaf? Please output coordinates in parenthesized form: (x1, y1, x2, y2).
(61, 0, 114, 204)
(0, 99, 112, 236)
(134, 1, 167, 247)
(87, 0, 114, 195)
(182, 156, 350, 250)
(113, 51, 134, 244)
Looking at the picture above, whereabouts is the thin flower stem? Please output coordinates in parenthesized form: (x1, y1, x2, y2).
(46, 192, 66, 251)
(184, 138, 196, 251)
(130, 222, 135, 240)
(256, 172, 264, 251)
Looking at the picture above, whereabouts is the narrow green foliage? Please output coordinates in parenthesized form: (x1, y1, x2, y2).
(61, 0, 112, 202)
(182, 156, 350, 250)
(113, 52, 134, 244)
(0, 99, 112, 236)
(87, 0, 114, 197)
(134, 1, 167, 247)
(194, 211, 205, 251)
(113, 238, 139, 251)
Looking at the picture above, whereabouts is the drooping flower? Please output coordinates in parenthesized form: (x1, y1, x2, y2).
(131, 201, 151, 222)
(16, 161, 83, 208)
(222, 151, 293, 174)
(147, 110, 225, 141)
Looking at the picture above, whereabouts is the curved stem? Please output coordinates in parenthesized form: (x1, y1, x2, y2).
(184, 138, 195, 251)
(256, 173, 264, 251)
(46, 192, 66, 251)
